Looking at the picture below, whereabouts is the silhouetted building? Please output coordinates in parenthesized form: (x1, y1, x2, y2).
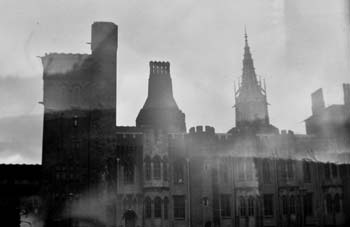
(305, 84, 350, 143)
(1, 22, 350, 227)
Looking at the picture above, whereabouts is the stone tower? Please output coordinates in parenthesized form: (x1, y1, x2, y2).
(41, 22, 118, 227)
(229, 30, 278, 134)
(136, 61, 186, 132)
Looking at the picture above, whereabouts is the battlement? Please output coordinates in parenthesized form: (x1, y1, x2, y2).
(149, 61, 170, 75)
(189, 125, 215, 134)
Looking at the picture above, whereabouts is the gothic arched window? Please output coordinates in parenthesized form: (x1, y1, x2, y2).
(144, 197, 152, 218)
(153, 156, 161, 180)
(154, 197, 162, 218)
(144, 156, 151, 181)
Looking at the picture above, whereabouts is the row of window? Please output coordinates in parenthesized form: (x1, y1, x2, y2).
(142, 193, 342, 220)
(144, 196, 185, 219)
(144, 156, 168, 181)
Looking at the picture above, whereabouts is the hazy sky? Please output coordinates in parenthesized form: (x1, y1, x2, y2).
(0, 0, 349, 164)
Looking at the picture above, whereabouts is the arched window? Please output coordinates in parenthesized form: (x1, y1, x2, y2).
(289, 196, 296, 214)
(153, 156, 161, 180)
(263, 160, 270, 183)
(163, 157, 168, 181)
(248, 197, 254, 216)
(240, 197, 246, 216)
(154, 197, 162, 218)
(326, 194, 333, 214)
(164, 197, 169, 219)
(334, 194, 340, 213)
(144, 156, 151, 181)
(174, 159, 185, 184)
(144, 197, 152, 218)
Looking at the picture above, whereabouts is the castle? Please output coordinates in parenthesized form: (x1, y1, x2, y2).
(1, 21, 350, 227)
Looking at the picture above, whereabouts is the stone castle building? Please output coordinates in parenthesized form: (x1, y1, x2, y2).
(1, 21, 350, 227)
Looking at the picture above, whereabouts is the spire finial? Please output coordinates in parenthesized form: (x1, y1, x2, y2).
(244, 25, 248, 46)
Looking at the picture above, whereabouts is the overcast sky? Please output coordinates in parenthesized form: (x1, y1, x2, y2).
(0, 0, 349, 164)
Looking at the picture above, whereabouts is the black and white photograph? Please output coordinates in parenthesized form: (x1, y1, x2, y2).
(0, 0, 350, 226)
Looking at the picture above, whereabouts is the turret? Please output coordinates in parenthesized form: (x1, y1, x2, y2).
(136, 61, 186, 132)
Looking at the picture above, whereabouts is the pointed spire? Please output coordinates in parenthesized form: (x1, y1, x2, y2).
(242, 27, 257, 87)
(244, 25, 248, 47)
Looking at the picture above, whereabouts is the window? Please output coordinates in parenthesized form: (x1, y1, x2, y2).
(153, 156, 161, 180)
(144, 197, 152, 218)
(248, 197, 255, 216)
(303, 162, 311, 183)
(304, 193, 313, 216)
(174, 160, 185, 184)
(124, 163, 134, 184)
(282, 196, 288, 215)
(289, 196, 296, 214)
(163, 158, 168, 181)
(325, 163, 331, 179)
(331, 164, 338, 178)
(263, 194, 274, 216)
(220, 194, 231, 217)
(174, 196, 185, 219)
(239, 197, 246, 216)
(263, 160, 271, 183)
(334, 194, 340, 213)
(154, 197, 162, 218)
(164, 197, 169, 219)
(145, 156, 151, 180)
(326, 194, 333, 214)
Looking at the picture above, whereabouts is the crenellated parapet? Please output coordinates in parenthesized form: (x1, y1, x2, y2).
(189, 125, 215, 135)
(149, 61, 170, 75)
